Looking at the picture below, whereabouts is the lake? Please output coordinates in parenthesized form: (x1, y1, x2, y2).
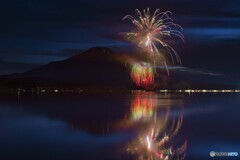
(0, 92, 239, 160)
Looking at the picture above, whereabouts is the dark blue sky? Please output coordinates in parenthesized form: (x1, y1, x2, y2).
(1, 0, 240, 84)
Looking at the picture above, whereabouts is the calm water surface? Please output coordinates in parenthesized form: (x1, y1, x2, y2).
(0, 92, 239, 160)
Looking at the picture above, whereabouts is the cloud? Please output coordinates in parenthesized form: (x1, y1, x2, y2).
(184, 28, 240, 42)
(157, 66, 222, 76)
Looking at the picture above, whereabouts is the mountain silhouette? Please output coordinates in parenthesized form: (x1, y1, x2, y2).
(0, 47, 133, 90)
(0, 47, 236, 91)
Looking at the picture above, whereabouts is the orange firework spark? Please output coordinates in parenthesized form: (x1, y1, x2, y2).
(131, 62, 154, 87)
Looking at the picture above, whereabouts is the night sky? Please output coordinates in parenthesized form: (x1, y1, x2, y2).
(1, 0, 240, 85)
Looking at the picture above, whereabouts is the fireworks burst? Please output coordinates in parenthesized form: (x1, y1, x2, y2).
(131, 62, 154, 87)
(122, 8, 184, 74)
